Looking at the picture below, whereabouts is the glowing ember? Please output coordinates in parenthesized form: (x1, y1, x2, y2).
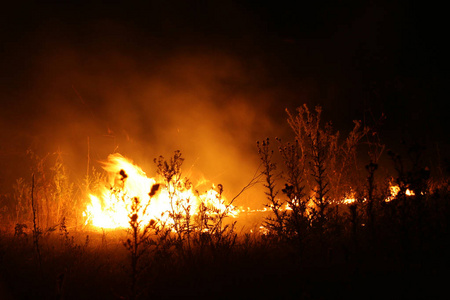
(83, 153, 237, 229)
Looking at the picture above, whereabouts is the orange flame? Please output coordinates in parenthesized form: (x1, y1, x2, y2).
(385, 184, 415, 202)
(83, 153, 237, 229)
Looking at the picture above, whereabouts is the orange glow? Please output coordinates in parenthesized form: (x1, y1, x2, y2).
(343, 191, 357, 205)
(385, 184, 415, 202)
(405, 189, 415, 196)
(83, 153, 237, 230)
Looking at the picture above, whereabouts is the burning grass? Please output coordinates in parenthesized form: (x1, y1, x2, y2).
(1, 104, 450, 299)
(83, 152, 237, 230)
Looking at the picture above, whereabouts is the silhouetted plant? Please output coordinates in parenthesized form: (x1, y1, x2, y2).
(278, 139, 310, 249)
(387, 144, 431, 263)
(59, 217, 74, 249)
(116, 167, 161, 300)
(194, 184, 237, 253)
(154, 150, 189, 247)
(155, 151, 238, 259)
(285, 104, 369, 235)
(0, 138, 449, 300)
(257, 138, 285, 237)
(286, 105, 334, 235)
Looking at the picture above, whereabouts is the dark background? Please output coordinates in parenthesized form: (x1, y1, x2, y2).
(1, 1, 448, 204)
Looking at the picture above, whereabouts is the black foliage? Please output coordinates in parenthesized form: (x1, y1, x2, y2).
(0, 106, 449, 300)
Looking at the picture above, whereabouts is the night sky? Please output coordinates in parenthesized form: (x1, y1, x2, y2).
(1, 1, 448, 201)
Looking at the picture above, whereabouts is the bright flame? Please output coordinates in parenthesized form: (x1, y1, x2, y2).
(385, 184, 415, 202)
(343, 191, 357, 205)
(406, 189, 415, 196)
(83, 153, 237, 229)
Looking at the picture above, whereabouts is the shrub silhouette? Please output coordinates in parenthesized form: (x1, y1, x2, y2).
(0, 107, 449, 300)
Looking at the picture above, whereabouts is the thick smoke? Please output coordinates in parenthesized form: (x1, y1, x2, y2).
(2, 2, 447, 207)
(0, 20, 288, 207)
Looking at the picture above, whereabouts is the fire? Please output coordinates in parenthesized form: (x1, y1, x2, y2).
(405, 189, 415, 196)
(83, 153, 237, 229)
(343, 197, 357, 205)
(342, 190, 357, 205)
(385, 184, 415, 202)
(340, 184, 417, 205)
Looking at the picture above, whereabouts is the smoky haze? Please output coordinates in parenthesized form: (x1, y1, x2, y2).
(1, 1, 448, 207)
(1, 17, 288, 207)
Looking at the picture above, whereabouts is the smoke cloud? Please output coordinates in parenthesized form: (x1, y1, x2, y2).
(1, 19, 289, 207)
(1, 1, 447, 206)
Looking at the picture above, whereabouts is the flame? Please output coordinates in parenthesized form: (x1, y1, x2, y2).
(405, 189, 415, 196)
(342, 190, 357, 205)
(385, 184, 415, 202)
(343, 197, 357, 205)
(83, 153, 237, 229)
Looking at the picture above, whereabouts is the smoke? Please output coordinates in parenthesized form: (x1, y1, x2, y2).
(0, 19, 289, 207)
(2, 2, 446, 205)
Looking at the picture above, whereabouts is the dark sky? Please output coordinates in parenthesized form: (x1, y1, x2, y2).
(1, 1, 448, 202)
